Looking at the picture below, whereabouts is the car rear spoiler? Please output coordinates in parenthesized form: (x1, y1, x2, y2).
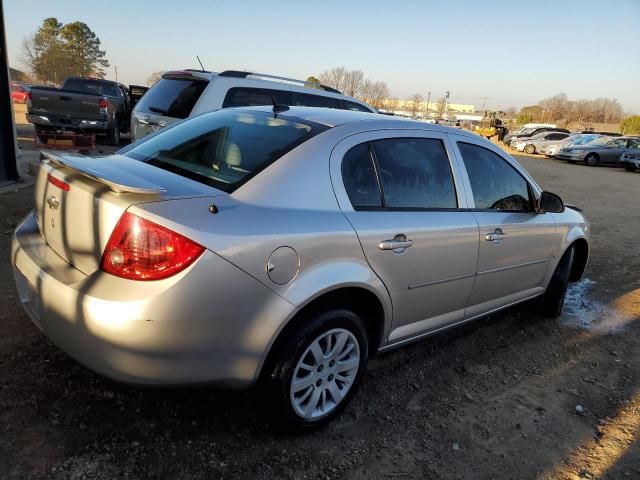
(40, 150, 166, 195)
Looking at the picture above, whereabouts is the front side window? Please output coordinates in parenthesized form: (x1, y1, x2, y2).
(341, 143, 382, 208)
(457, 142, 532, 212)
(122, 110, 328, 192)
(222, 87, 292, 108)
(608, 139, 626, 148)
(370, 138, 457, 209)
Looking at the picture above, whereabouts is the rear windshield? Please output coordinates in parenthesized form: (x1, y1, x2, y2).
(62, 79, 118, 97)
(135, 77, 208, 119)
(122, 109, 329, 192)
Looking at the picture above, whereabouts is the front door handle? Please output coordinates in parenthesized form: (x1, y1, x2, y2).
(485, 228, 507, 243)
(379, 234, 414, 252)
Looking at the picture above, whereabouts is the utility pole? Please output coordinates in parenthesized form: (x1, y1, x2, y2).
(444, 91, 450, 119)
(482, 97, 489, 114)
(114, 66, 118, 82)
(426, 91, 431, 118)
(0, 0, 19, 183)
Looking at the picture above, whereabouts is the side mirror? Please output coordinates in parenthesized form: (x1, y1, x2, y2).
(538, 191, 564, 213)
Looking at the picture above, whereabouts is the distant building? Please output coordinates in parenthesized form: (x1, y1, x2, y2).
(389, 99, 475, 118)
(9, 67, 28, 82)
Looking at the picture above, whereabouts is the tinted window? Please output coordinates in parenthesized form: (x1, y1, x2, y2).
(547, 133, 567, 140)
(62, 79, 118, 97)
(122, 110, 328, 192)
(135, 78, 207, 119)
(222, 87, 292, 108)
(457, 142, 531, 212)
(343, 100, 372, 112)
(294, 93, 341, 109)
(342, 143, 382, 208)
(371, 138, 457, 209)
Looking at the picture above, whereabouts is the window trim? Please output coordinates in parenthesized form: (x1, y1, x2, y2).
(456, 140, 536, 213)
(222, 86, 293, 108)
(343, 137, 461, 212)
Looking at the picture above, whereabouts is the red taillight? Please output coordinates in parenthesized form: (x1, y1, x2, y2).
(47, 173, 70, 191)
(98, 98, 108, 109)
(101, 212, 205, 281)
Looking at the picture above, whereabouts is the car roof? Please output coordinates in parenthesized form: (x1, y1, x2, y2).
(234, 106, 480, 136)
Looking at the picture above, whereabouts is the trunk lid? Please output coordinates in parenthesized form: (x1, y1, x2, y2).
(35, 150, 224, 275)
(30, 87, 104, 121)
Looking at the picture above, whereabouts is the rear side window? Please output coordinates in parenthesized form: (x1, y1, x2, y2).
(343, 100, 372, 112)
(63, 79, 118, 97)
(457, 142, 532, 212)
(222, 87, 292, 108)
(122, 110, 328, 192)
(342, 143, 382, 208)
(295, 93, 341, 109)
(371, 138, 457, 209)
(135, 78, 208, 119)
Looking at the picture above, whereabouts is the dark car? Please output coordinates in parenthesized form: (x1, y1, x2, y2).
(504, 127, 570, 147)
(27, 77, 148, 145)
(557, 137, 640, 166)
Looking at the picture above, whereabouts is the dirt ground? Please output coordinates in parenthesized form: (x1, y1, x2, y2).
(1, 146, 639, 479)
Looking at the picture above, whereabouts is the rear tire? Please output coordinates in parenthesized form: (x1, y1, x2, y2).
(539, 246, 575, 318)
(524, 144, 536, 154)
(260, 308, 369, 430)
(625, 165, 637, 172)
(584, 153, 599, 166)
(107, 121, 121, 146)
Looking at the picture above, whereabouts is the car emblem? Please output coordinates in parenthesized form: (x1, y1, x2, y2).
(47, 195, 60, 210)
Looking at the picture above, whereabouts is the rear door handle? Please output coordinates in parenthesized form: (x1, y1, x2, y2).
(379, 235, 413, 252)
(485, 228, 507, 243)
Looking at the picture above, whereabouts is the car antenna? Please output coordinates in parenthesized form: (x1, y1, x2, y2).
(270, 94, 289, 116)
(196, 55, 205, 72)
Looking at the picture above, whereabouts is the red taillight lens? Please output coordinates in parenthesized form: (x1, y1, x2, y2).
(98, 98, 108, 109)
(47, 173, 70, 191)
(101, 212, 204, 281)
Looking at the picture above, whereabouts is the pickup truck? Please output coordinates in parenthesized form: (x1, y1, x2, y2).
(27, 77, 147, 145)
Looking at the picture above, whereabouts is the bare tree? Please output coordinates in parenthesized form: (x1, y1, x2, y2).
(538, 93, 569, 121)
(368, 81, 390, 109)
(342, 70, 364, 97)
(146, 71, 164, 86)
(318, 67, 347, 92)
(435, 97, 447, 117)
(358, 79, 375, 104)
(408, 93, 424, 117)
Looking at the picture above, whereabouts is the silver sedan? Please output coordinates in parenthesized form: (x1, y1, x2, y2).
(12, 107, 590, 428)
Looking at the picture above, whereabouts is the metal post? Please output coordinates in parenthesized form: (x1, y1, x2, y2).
(0, 0, 19, 184)
(426, 91, 431, 118)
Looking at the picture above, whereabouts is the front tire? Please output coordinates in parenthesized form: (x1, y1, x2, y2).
(261, 308, 369, 430)
(539, 246, 575, 318)
(524, 144, 536, 154)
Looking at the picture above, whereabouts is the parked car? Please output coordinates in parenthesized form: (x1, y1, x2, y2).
(504, 127, 570, 147)
(513, 131, 571, 154)
(27, 77, 148, 145)
(620, 146, 640, 172)
(12, 107, 589, 428)
(11, 83, 30, 103)
(556, 137, 640, 166)
(131, 69, 375, 141)
(539, 133, 602, 157)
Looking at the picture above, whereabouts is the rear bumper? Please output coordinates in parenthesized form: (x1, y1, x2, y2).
(27, 114, 109, 132)
(12, 212, 294, 387)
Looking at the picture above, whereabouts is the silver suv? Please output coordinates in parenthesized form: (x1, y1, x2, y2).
(131, 69, 375, 141)
(13, 107, 589, 429)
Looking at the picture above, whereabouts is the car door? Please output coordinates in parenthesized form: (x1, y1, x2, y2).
(330, 130, 480, 345)
(450, 137, 557, 318)
(600, 138, 629, 164)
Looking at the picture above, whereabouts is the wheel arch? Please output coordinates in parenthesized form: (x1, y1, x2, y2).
(257, 284, 389, 381)
(569, 237, 589, 282)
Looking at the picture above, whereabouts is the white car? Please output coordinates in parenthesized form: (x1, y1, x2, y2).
(513, 131, 570, 154)
(131, 69, 375, 141)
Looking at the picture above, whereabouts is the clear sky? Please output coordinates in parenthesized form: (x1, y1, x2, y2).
(4, 0, 640, 112)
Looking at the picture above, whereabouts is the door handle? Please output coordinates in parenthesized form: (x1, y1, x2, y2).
(485, 228, 506, 243)
(379, 235, 414, 252)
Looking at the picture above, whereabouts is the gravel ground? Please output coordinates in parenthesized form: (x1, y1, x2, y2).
(1, 151, 639, 480)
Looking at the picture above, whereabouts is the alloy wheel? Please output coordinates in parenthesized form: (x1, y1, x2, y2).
(290, 328, 360, 420)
